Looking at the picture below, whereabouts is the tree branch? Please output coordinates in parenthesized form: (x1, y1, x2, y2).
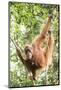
(10, 37, 26, 64)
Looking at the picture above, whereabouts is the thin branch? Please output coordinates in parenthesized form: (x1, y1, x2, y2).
(10, 37, 26, 64)
(10, 37, 23, 52)
(45, 65, 48, 85)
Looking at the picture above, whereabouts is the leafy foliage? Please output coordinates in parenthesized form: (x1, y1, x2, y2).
(9, 2, 59, 87)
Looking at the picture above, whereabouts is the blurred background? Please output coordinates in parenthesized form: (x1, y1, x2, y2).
(9, 2, 59, 87)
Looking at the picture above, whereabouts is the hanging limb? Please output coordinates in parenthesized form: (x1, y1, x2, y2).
(41, 15, 52, 35)
(44, 30, 54, 85)
(32, 15, 52, 47)
(10, 37, 26, 64)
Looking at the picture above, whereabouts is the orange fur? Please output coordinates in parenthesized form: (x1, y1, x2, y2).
(24, 16, 54, 80)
